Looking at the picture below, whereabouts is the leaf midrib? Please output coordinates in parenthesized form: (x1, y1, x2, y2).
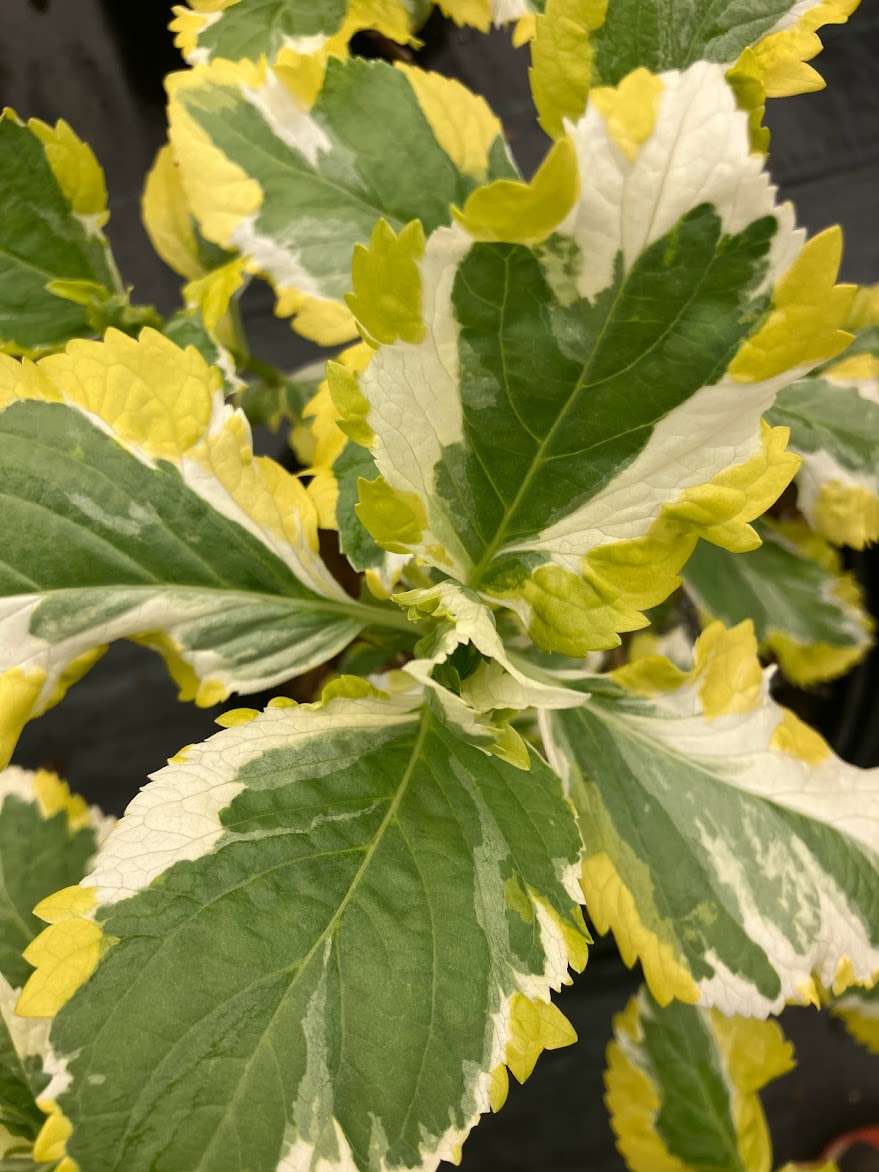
(4, 581, 413, 635)
(465, 269, 631, 586)
(194, 708, 428, 1171)
(647, 1008, 748, 1172)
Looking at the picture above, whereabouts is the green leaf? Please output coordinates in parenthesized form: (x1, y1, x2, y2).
(683, 519, 873, 685)
(339, 62, 855, 657)
(0, 328, 411, 769)
(530, 0, 861, 138)
(166, 56, 518, 343)
(541, 621, 879, 1015)
(0, 111, 121, 357)
(170, 0, 422, 67)
(23, 692, 587, 1171)
(767, 362, 879, 549)
(606, 984, 794, 1172)
(0, 768, 106, 990)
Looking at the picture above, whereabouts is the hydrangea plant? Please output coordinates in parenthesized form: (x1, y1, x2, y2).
(1, 1, 878, 1169)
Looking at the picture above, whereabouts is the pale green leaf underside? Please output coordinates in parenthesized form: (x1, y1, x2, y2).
(51, 699, 586, 1172)
(542, 642, 879, 1015)
(0, 117, 118, 356)
(683, 520, 872, 683)
(606, 985, 792, 1172)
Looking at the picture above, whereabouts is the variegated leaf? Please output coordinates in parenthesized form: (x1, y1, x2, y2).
(0, 769, 108, 994)
(0, 111, 121, 358)
(0, 328, 412, 769)
(437, 1, 540, 44)
(20, 691, 588, 1172)
(142, 144, 238, 287)
(767, 353, 879, 549)
(683, 519, 873, 685)
(606, 985, 794, 1172)
(831, 982, 879, 1055)
(170, 0, 424, 68)
(0, 769, 103, 1172)
(142, 143, 246, 337)
(531, 0, 861, 140)
(540, 621, 879, 1015)
(166, 56, 517, 344)
(0, 974, 52, 1169)
(293, 343, 413, 599)
(336, 61, 854, 658)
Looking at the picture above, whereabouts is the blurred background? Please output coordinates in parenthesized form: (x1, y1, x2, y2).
(2, 2, 878, 1167)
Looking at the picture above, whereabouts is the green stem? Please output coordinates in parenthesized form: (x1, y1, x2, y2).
(239, 355, 287, 386)
(350, 598, 422, 635)
(224, 297, 251, 364)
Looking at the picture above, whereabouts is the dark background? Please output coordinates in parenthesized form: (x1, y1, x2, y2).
(2, 2, 878, 1167)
